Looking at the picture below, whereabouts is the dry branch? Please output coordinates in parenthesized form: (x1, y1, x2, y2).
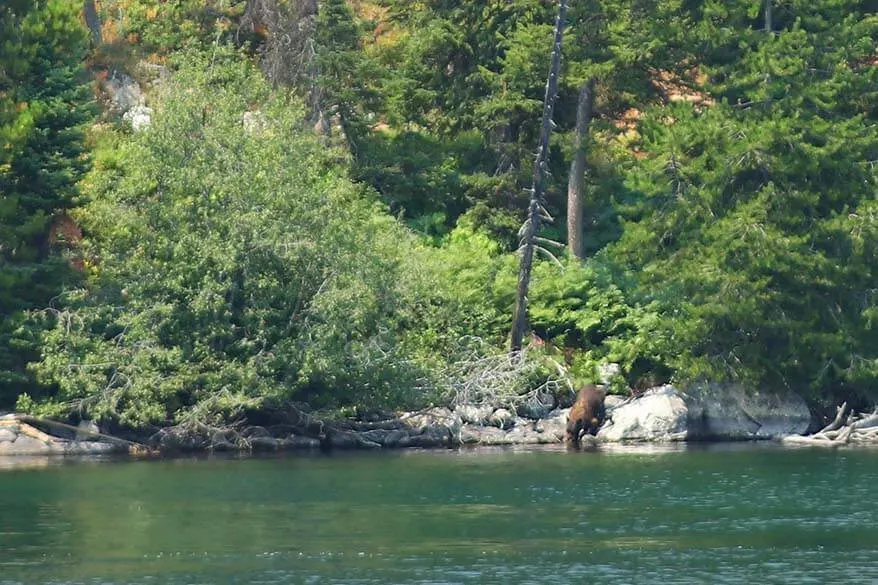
(431, 337, 569, 415)
(783, 404, 878, 447)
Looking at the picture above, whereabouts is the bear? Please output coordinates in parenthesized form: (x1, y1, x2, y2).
(566, 384, 607, 447)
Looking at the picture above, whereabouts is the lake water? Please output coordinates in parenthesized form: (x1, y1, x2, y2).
(1, 443, 878, 585)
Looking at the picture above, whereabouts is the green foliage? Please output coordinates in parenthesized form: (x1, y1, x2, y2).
(612, 1, 878, 405)
(527, 257, 678, 389)
(11, 0, 878, 423)
(97, 0, 247, 55)
(0, 0, 93, 406)
(27, 48, 442, 426)
(364, 0, 692, 245)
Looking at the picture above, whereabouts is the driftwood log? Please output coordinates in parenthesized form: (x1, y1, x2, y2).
(782, 402, 878, 446)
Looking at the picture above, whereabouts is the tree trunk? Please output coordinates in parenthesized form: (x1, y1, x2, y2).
(510, 0, 567, 353)
(83, 0, 102, 46)
(764, 0, 772, 33)
(566, 77, 594, 261)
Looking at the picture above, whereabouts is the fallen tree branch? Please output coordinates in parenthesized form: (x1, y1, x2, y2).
(782, 404, 878, 447)
(15, 415, 155, 455)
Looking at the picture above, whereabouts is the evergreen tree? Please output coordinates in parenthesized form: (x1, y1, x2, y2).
(0, 0, 93, 405)
(613, 0, 878, 405)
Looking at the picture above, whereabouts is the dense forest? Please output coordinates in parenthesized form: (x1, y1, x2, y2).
(1, 0, 876, 430)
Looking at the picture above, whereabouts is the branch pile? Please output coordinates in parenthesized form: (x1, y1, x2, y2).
(433, 337, 571, 414)
(783, 402, 878, 446)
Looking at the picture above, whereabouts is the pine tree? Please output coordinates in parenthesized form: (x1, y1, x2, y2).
(0, 0, 93, 405)
(613, 0, 878, 405)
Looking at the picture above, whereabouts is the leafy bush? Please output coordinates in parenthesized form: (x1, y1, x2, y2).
(26, 48, 436, 426)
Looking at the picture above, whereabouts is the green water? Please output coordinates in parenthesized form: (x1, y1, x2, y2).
(2, 444, 878, 584)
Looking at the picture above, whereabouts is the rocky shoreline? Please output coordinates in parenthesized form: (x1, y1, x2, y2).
(0, 384, 821, 456)
(0, 414, 127, 456)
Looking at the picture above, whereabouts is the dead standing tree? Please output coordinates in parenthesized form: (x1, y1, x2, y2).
(510, 0, 568, 353)
(83, 0, 102, 46)
(566, 77, 595, 261)
(241, 0, 329, 136)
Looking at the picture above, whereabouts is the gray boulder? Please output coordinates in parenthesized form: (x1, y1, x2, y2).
(401, 407, 460, 431)
(533, 408, 568, 441)
(683, 382, 811, 439)
(400, 408, 460, 447)
(0, 434, 61, 455)
(515, 391, 556, 419)
(103, 72, 144, 113)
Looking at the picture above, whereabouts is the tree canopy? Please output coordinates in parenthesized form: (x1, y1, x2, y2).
(3, 0, 876, 424)
(0, 0, 93, 403)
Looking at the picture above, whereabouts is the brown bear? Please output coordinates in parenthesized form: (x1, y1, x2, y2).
(566, 384, 607, 447)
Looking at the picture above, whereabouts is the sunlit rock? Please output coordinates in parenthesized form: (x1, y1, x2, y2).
(598, 385, 688, 442)
(123, 105, 153, 131)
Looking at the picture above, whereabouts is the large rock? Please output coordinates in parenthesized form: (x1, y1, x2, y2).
(102, 72, 144, 113)
(0, 434, 62, 455)
(515, 391, 556, 419)
(598, 385, 688, 442)
(683, 382, 811, 439)
(595, 384, 811, 442)
(400, 408, 460, 447)
(533, 408, 568, 440)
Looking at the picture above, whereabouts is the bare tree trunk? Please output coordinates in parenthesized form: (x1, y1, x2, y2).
(566, 77, 594, 261)
(764, 0, 772, 32)
(244, 0, 318, 88)
(510, 0, 567, 353)
(83, 0, 102, 46)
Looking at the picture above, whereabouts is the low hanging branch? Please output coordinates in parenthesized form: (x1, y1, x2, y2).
(782, 402, 878, 446)
(510, 0, 568, 353)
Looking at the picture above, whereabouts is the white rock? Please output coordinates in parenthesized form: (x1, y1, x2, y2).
(400, 407, 461, 437)
(123, 105, 152, 131)
(598, 385, 688, 442)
